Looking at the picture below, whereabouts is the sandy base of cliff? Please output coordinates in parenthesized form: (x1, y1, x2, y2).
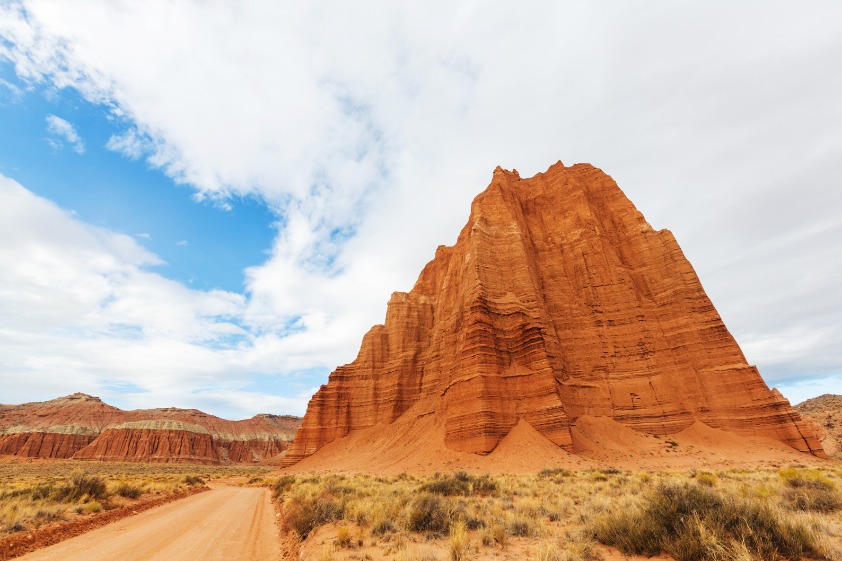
(283, 408, 835, 475)
(284, 401, 594, 475)
(568, 415, 834, 470)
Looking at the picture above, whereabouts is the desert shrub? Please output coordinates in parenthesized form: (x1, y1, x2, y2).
(372, 517, 396, 536)
(536, 540, 561, 561)
(183, 475, 205, 486)
(324, 476, 358, 496)
(783, 486, 841, 512)
(82, 500, 102, 514)
(561, 530, 603, 561)
(113, 482, 143, 499)
(492, 523, 507, 547)
(408, 493, 450, 533)
(779, 467, 834, 490)
(779, 468, 840, 512)
(479, 525, 495, 546)
(692, 472, 718, 487)
(3, 521, 25, 534)
(283, 492, 343, 538)
(57, 473, 107, 502)
(272, 475, 297, 499)
(506, 511, 539, 537)
(421, 476, 470, 496)
(32, 506, 64, 523)
(591, 482, 825, 561)
(449, 519, 469, 561)
(419, 471, 497, 497)
(538, 467, 572, 479)
(336, 525, 352, 548)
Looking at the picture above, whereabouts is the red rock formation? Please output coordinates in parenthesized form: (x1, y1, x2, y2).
(73, 425, 218, 464)
(0, 432, 96, 459)
(0, 394, 300, 463)
(284, 162, 824, 466)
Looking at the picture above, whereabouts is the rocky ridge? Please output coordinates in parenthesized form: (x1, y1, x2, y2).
(0, 393, 301, 464)
(283, 162, 824, 467)
(796, 394, 841, 459)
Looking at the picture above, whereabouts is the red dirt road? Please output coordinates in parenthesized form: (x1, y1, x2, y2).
(18, 486, 281, 561)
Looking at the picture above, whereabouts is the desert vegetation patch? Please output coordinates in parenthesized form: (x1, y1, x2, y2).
(271, 467, 842, 561)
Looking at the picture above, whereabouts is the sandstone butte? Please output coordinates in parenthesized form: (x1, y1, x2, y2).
(283, 161, 825, 468)
(0, 393, 301, 464)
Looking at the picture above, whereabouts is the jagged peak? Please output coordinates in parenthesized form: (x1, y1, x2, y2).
(492, 165, 521, 182)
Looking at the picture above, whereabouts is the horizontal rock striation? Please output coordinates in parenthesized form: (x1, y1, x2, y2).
(284, 162, 824, 466)
(0, 393, 300, 463)
(0, 431, 96, 459)
(73, 428, 218, 464)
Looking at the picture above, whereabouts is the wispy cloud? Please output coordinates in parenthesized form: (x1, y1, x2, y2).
(106, 128, 151, 160)
(45, 114, 85, 154)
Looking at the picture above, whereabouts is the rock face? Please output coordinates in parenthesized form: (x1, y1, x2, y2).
(0, 393, 301, 463)
(796, 394, 842, 459)
(283, 162, 824, 466)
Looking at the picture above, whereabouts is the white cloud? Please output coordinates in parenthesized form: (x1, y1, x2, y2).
(0, 174, 317, 417)
(45, 114, 85, 153)
(105, 128, 150, 160)
(0, 1, 841, 413)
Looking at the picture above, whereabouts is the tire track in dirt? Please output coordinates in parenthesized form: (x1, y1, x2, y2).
(17, 486, 281, 561)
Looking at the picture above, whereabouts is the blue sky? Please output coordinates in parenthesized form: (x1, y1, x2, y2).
(0, 1, 840, 419)
(0, 62, 276, 293)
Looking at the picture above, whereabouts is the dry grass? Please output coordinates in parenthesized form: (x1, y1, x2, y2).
(0, 460, 258, 536)
(277, 466, 842, 561)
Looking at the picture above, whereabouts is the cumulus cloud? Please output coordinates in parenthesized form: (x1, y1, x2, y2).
(0, 1, 841, 412)
(45, 114, 85, 153)
(0, 174, 319, 417)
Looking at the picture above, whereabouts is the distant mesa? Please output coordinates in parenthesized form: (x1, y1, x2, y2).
(796, 394, 842, 460)
(282, 161, 826, 471)
(0, 393, 301, 464)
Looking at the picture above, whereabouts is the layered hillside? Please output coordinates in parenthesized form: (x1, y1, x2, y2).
(283, 162, 823, 468)
(796, 394, 841, 459)
(0, 393, 301, 464)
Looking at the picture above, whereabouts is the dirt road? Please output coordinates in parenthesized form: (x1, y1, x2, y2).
(18, 486, 281, 561)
